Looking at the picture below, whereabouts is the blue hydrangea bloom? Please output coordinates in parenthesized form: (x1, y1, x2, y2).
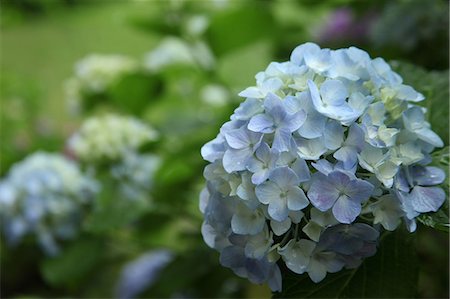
(0, 152, 98, 255)
(116, 250, 173, 299)
(199, 42, 446, 291)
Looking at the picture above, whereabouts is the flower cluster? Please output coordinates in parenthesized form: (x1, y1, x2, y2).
(199, 42, 446, 291)
(68, 114, 158, 162)
(0, 152, 98, 255)
(65, 54, 138, 112)
(71, 54, 138, 93)
(143, 37, 215, 72)
(68, 114, 160, 200)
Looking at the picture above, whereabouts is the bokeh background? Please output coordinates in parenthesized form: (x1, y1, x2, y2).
(1, 0, 448, 298)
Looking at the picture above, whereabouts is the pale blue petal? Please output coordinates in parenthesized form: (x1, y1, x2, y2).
(268, 265, 282, 292)
(232, 98, 264, 121)
(225, 128, 251, 149)
(273, 128, 293, 152)
(307, 258, 328, 283)
(323, 121, 345, 150)
(255, 182, 280, 205)
(304, 48, 332, 72)
(409, 186, 445, 213)
(269, 167, 300, 188)
(411, 166, 446, 186)
(328, 171, 352, 190)
(298, 112, 327, 139)
(248, 114, 274, 133)
(268, 197, 289, 222)
(320, 80, 348, 106)
(271, 218, 291, 236)
(263, 93, 283, 112)
(201, 135, 225, 162)
(295, 137, 328, 160)
(251, 169, 270, 185)
(345, 178, 374, 203)
(311, 159, 334, 175)
(285, 110, 307, 132)
(415, 127, 444, 147)
(290, 42, 321, 65)
(332, 195, 361, 224)
(333, 146, 358, 169)
(239, 87, 264, 98)
(286, 186, 309, 211)
(223, 148, 252, 173)
(291, 158, 311, 183)
(231, 209, 265, 235)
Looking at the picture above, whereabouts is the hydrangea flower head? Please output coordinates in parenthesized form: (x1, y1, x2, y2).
(68, 114, 160, 201)
(199, 42, 446, 291)
(68, 114, 158, 162)
(0, 152, 98, 255)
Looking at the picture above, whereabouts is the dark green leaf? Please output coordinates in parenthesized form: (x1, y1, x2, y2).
(40, 238, 104, 288)
(84, 183, 152, 233)
(274, 229, 418, 298)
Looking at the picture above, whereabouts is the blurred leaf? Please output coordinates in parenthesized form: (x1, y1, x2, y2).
(144, 247, 245, 298)
(84, 182, 151, 233)
(218, 40, 273, 89)
(391, 61, 449, 145)
(207, 4, 276, 56)
(109, 72, 163, 115)
(274, 229, 418, 298)
(40, 238, 104, 288)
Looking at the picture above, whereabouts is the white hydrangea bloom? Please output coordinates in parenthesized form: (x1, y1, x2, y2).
(143, 37, 215, 72)
(74, 54, 138, 93)
(68, 114, 158, 162)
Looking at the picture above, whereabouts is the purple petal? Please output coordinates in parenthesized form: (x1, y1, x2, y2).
(345, 178, 374, 203)
(308, 174, 339, 211)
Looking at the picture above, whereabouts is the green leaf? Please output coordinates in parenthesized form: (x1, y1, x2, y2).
(207, 4, 276, 56)
(218, 40, 274, 89)
(84, 182, 152, 233)
(274, 229, 418, 298)
(40, 238, 104, 288)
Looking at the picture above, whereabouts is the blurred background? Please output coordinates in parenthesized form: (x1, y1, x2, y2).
(0, 0, 448, 298)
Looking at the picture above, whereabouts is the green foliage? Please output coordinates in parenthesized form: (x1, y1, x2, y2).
(40, 237, 105, 289)
(274, 229, 418, 298)
(84, 182, 152, 234)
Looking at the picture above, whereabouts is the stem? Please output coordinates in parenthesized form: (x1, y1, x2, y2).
(293, 223, 299, 240)
(279, 229, 292, 247)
